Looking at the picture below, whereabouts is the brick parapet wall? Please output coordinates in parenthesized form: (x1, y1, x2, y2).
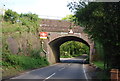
(40, 19, 84, 33)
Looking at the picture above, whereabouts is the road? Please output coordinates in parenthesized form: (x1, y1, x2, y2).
(6, 54, 91, 81)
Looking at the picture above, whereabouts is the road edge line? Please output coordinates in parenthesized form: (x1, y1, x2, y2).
(83, 59, 89, 81)
(43, 73, 56, 81)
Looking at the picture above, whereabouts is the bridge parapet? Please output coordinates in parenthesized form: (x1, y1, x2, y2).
(40, 19, 84, 33)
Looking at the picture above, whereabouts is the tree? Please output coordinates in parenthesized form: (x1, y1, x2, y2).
(19, 13, 39, 33)
(4, 9, 19, 24)
(60, 41, 89, 58)
(62, 14, 75, 22)
(68, 2, 120, 69)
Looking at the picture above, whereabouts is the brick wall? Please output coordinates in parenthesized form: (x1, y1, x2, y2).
(40, 19, 84, 33)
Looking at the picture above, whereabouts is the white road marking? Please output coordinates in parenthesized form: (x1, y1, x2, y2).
(58, 67, 65, 71)
(11, 63, 59, 79)
(83, 59, 88, 81)
(68, 64, 71, 66)
(43, 73, 56, 81)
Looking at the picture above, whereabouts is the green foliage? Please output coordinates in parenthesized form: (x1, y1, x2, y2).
(30, 49, 42, 58)
(2, 22, 26, 33)
(62, 14, 76, 22)
(2, 52, 49, 70)
(93, 61, 104, 70)
(60, 41, 89, 58)
(3, 10, 40, 33)
(93, 61, 110, 79)
(68, 2, 120, 69)
(19, 13, 39, 32)
(0, 15, 3, 21)
(2, 9, 46, 77)
(94, 40, 104, 61)
(4, 9, 19, 24)
(20, 13, 39, 32)
(60, 55, 72, 58)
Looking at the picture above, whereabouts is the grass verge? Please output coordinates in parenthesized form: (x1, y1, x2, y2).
(92, 61, 110, 79)
(93, 61, 104, 70)
(2, 53, 49, 78)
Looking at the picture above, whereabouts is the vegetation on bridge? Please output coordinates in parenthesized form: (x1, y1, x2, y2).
(68, 2, 120, 70)
(60, 41, 89, 58)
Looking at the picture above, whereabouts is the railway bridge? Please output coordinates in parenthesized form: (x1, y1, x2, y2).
(40, 19, 94, 64)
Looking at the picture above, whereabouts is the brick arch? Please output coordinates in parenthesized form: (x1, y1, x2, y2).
(49, 36, 90, 47)
(40, 19, 94, 64)
(47, 35, 94, 64)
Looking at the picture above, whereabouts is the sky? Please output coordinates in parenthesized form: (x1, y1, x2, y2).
(0, 0, 74, 19)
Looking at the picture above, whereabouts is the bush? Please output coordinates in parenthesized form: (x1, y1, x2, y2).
(93, 61, 104, 70)
(2, 52, 49, 70)
(4, 9, 19, 24)
(30, 49, 42, 58)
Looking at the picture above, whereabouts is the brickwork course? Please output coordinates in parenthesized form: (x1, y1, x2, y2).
(40, 19, 84, 33)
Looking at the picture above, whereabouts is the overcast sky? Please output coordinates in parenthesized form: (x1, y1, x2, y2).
(0, 0, 74, 19)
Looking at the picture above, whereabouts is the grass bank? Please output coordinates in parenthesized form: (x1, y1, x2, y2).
(2, 53, 49, 78)
(92, 61, 110, 79)
(93, 61, 104, 70)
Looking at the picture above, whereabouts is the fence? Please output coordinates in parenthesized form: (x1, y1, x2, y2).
(110, 69, 120, 81)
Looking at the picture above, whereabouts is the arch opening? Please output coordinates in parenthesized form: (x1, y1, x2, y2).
(60, 41, 89, 63)
(49, 36, 90, 63)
